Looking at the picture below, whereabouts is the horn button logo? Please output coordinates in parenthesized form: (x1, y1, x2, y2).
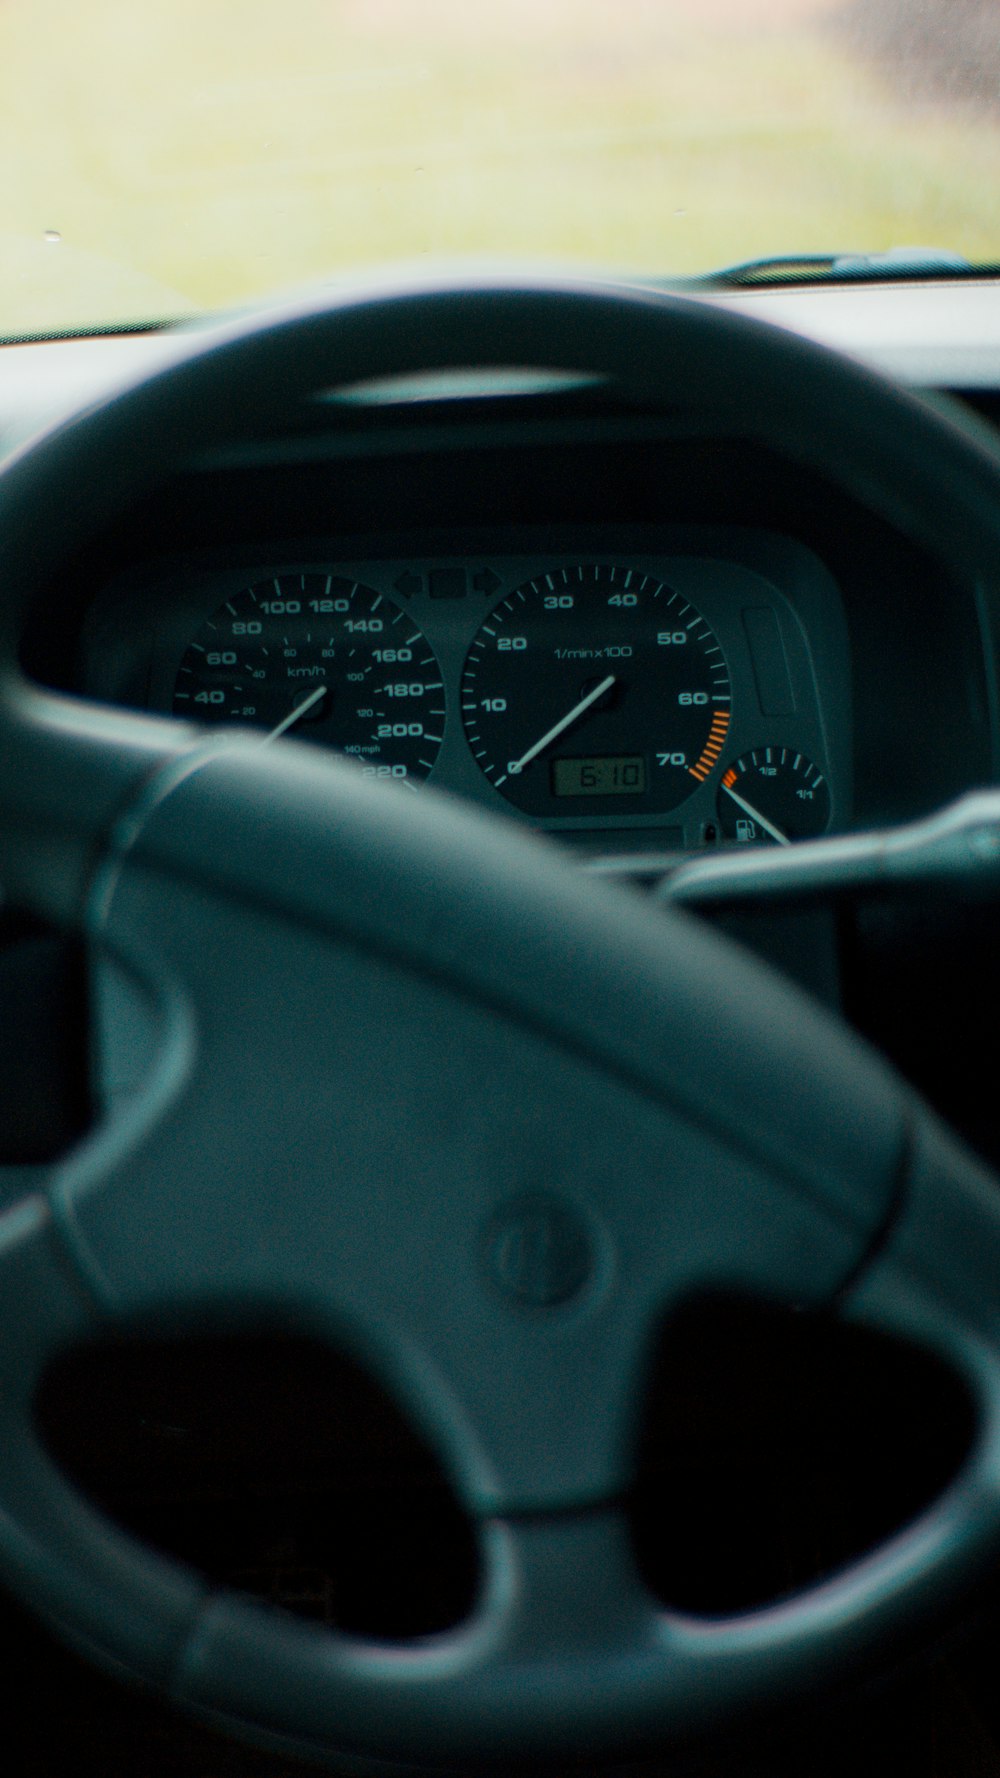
(482, 1193, 595, 1308)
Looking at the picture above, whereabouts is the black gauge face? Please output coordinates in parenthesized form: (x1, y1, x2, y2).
(461, 566, 731, 818)
(172, 574, 445, 786)
(717, 748, 831, 844)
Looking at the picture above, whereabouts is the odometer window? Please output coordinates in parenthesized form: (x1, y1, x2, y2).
(552, 756, 646, 797)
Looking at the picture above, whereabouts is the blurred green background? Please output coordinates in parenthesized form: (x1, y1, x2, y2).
(0, 0, 997, 336)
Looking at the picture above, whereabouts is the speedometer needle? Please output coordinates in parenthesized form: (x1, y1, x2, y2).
(721, 783, 791, 846)
(506, 674, 617, 775)
(262, 683, 327, 743)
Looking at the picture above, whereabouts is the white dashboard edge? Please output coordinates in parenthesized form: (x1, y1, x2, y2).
(0, 279, 998, 460)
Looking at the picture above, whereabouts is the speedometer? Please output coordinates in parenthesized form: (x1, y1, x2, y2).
(172, 573, 445, 786)
(461, 565, 731, 817)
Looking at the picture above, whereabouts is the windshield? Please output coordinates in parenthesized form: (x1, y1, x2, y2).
(1, 0, 997, 338)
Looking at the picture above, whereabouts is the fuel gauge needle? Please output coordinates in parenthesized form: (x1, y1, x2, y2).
(262, 683, 327, 744)
(720, 782, 791, 846)
(507, 674, 616, 775)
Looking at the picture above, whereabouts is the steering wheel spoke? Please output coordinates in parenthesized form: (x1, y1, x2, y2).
(172, 1506, 672, 1761)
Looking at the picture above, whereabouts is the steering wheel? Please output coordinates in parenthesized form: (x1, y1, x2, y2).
(3, 273, 1000, 1771)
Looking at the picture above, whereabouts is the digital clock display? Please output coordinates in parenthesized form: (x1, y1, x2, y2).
(551, 755, 646, 797)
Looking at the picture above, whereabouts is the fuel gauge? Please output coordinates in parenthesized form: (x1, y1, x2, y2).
(716, 748, 830, 845)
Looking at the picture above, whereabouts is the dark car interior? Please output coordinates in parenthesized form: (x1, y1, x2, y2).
(4, 274, 1000, 1778)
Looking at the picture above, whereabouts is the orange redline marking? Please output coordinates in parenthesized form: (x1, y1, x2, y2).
(722, 767, 737, 787)
(689, 709, 730, 780)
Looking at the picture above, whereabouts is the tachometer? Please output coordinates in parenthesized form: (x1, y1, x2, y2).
(172, 573, 445, 786)
(461, 565, 730, 817)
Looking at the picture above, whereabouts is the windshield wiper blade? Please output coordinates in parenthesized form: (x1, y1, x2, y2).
(677, 246, 971, 290)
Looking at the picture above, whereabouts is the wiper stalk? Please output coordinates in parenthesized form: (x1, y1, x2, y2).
(680, 246, 971, 290)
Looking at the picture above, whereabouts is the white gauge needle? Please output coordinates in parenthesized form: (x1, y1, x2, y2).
(506, 674, 617, 775)
(721, 783, 791, 846)
(262, 683, 327, 743)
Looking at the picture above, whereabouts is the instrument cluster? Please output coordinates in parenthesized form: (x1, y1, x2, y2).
(79, 529, 851, 854)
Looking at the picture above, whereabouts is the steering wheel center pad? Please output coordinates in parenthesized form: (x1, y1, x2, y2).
(68, 736, 905, 1500)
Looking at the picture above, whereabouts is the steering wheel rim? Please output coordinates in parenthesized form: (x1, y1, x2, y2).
(3, 272, 1000, 1768)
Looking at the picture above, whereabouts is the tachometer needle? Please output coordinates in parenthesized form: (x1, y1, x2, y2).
(507, 674, 617, 775)
(720, 783, 791, 846)
(262, 683, 327, 743)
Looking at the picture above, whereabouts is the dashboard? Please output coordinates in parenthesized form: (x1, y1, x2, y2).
(7, 276, 993, 1151)
(0, 278, 993, 887)
(14, 341, 999, 863)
